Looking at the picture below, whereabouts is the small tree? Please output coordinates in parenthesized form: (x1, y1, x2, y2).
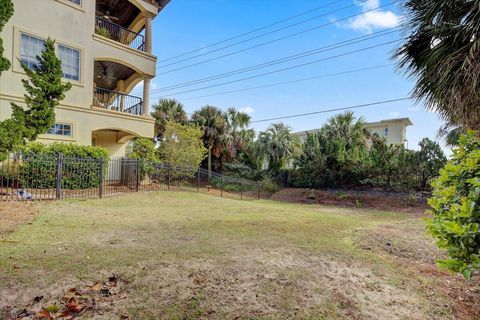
(126, 137, 158, 179)
(0, 37, 71, 160)
(158, 121, 206, 171)
(151, 98, 188, 141)
(427, 131, 480, 280)
(415, 138, 447, 190)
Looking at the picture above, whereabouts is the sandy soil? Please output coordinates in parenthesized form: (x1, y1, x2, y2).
(0, 202, 37, 236)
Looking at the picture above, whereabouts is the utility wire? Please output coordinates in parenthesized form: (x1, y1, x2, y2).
(151, 39, 403, 98)
(151, 27, 401, 93)
(173, 64, 394, 101)
(250, 98, 412, 123)
(157, 0, 367, 69)
(156, 0, 400, 74)
(157, 0, 347, 64)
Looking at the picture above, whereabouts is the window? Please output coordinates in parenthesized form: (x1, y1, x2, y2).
(68, 0, 81, 4)
(58, 45, 80, 81)
(20, 33, 45, 69)
(384, 127, 389, 136)
(47, 123, 72, 137)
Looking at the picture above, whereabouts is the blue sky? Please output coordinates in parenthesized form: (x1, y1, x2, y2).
(136, 0, 448, 152)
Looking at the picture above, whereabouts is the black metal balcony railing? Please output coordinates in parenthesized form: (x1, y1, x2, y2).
(93, 88, 143, 115)
(95, 17, 145, 52)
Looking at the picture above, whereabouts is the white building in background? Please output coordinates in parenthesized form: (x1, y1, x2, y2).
(294, 117, 413, 147)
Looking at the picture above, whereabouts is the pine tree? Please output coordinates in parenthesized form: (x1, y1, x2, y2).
(12, 38, 72, 140)
(0, 38, 72, 160)
(0, 0, 14, 73)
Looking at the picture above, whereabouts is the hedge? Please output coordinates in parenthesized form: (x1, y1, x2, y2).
(20, 143, 109, 190)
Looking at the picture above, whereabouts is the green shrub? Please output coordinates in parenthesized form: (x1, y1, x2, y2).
(210, 176, 256, 192)
(259, 175, 280, 193)
(95, 27, 111, 38)
(126, 138, 158, 179)
(20, 142, 109, 189)
(426, 131, 480, 280)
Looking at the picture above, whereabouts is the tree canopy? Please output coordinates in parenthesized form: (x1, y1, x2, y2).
(395, 0, 480, 132)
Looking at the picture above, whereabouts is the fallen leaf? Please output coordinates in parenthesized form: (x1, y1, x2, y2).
(67, 298, 83, 313)
(91, 282, 102, 291)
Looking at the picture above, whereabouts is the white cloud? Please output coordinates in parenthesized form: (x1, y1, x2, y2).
(239, 106, 255, 115)
(346, 0, 402, 33)
(408, 106, 420, 112)
(388, 111, 400, 118)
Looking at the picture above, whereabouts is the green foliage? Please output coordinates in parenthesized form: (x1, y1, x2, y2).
(426, 131, 480, 280)
(151, 99, 188, 140)
(190, 106, 253, 171)
(158, 121, 207, 173)
(293, 112, 368, 188)
(95, 27, 111, 38)
(0, 0, 14, 73)
(20, 142, 109, 189)
(259, 175, 280, 193)
(126, 138, 158, 162)
(395, 0, 480, 131)
(0, 37, 71, 161)
(257, 122, 301, 173)
(292, 113, 447, 191)
(126, 137, 158, 179)
(222, 161, 255, 180)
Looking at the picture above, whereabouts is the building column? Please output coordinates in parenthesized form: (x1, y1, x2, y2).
(144, 14, 153, 53)
(143, 78, 150, 117)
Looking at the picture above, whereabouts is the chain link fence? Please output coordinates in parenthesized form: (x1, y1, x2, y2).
(0, 154, 263, 201)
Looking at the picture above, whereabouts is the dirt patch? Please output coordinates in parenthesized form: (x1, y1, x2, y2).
(6, 248, 462, 319)
(356, 223, 480, 319)
(271, 188, 429, 213)
(0, 202, 37, 236)
(1, 274, 128, 319)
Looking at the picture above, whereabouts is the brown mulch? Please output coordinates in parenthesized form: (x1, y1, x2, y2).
(0, 202, 37, 236)
(271, 188, 430, 214)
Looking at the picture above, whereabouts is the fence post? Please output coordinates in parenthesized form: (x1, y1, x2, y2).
(241, 179, 243, 200)
(136, 159, 140, 192)
(56, 153, 63, 200)
(257, 182, 260, 200)
(196, 167, 200, 192)
(167, 165, 171, 191)
(99, 157, 104, 199)
(220, 173, 223, 197)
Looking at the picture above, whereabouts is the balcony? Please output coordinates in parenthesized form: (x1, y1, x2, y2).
(95, 17, 145, 52)
(93, 88, 143, 116)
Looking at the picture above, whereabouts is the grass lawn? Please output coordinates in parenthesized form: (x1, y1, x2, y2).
(0, 191, 478, 319)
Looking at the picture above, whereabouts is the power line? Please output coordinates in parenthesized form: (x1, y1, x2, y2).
(173, 64, 395, 101)
(250, 98, 412, 123)
(157, 0, 347, 64)
(151, 27, 401, 93)
(157, 0, 367, 69)
(156, 0, 400, 74)
(151, 39, 403, 99)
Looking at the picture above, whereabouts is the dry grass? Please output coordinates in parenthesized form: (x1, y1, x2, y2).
(0, 191, 478, 319)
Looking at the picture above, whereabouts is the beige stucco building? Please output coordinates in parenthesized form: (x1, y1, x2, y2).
(0, 0, 169, 156)
(294, 118, 413, 147)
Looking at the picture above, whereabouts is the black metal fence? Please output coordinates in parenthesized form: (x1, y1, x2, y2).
(0, 154, 263, 201)
(95, 17, 145, 51)
(93, 88, 143, 115)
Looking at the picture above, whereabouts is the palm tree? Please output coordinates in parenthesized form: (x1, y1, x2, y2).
(221, 108, 251, 163)
(394, 0, 480, 132)
(257, 123, 300, 173)
(191, 105, 226, 174)
(318, 111, 368, 179)
(151, 99, 188, 140)
(321, 111, 367, 150)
